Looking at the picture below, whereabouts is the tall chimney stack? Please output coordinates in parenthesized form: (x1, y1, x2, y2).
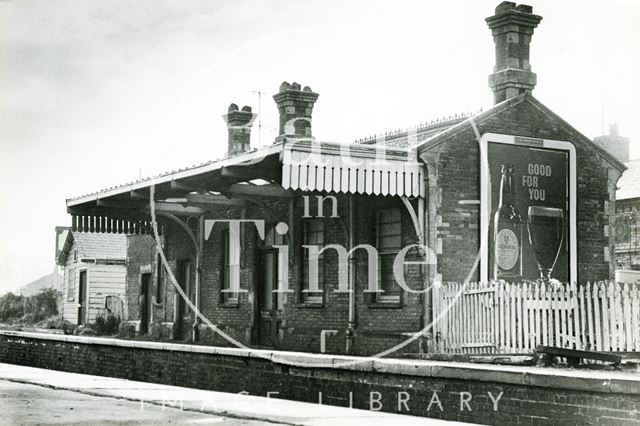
(486, 2, 542, 104)
(223, 103, 255, 156)
(273, 81, 319, 140)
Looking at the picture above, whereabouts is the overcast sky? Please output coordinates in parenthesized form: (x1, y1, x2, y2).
(1, 0, 639, 294)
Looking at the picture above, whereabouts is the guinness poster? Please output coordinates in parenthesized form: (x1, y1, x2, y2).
(481, 134, 576, 284)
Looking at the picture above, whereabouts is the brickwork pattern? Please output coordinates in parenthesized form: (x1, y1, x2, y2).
(1, 335, 638, 426)
(134, 194, 425, 356)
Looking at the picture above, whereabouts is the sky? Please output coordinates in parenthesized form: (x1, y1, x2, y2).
(0, 0, 639, 294)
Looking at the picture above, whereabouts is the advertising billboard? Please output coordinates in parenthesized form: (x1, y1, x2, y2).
(480, 133, 577, 284)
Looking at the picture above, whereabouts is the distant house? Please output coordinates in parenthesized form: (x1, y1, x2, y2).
(56, 232, 127, 326)
(615, 157, 640, 272)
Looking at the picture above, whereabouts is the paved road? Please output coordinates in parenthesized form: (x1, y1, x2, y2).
(0, 380, 267, 425)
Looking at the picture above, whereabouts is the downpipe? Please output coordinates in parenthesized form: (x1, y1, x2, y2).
(192, 215, 204, 342)
(346, 195, 356, 354)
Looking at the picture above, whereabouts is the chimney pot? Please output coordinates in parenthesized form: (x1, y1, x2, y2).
(516, 4, 532, 13)
(280, 81, 291, 91)
(495, 1, 516, 13)
(228, 103, 239, 112)
(241, 105, 252, 113)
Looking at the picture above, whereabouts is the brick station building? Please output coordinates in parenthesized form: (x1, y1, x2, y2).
(65, 2, 625, 355)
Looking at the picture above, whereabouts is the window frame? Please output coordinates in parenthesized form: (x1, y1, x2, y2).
(66, 267, 75, 302)
(299, 218, 326, 307)
(220, 228, 239, 307)
(371, 207, 403, 307)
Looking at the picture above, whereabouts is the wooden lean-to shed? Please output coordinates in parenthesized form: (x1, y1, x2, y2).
(56, 232, 127, 326)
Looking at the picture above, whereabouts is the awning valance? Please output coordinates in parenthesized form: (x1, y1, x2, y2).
(281, 141, 425, 197)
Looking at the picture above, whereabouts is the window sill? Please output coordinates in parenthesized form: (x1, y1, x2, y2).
(220, 301, 240, 308)
(367, 302, 403, 309)
(296, 302, 324, 309)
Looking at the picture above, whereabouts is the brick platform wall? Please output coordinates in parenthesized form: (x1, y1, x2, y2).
(1, 332, 638, 426)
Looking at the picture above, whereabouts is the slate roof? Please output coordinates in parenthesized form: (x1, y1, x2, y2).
(617, 159, 640, 201)
(354, 114, 473, 148)
(353, 94, 627, 175)
(57, 231, 127, 264)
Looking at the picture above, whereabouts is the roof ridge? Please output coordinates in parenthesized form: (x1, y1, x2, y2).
(354, 110, 483, 145)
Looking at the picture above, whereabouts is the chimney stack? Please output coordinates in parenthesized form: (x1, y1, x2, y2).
(223, 103, 255, 156)
(273, 81, 319, 140)
(593, 124, 630, 163)
(486, 2, 542, 104)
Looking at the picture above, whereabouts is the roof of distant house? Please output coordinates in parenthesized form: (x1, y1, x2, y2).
(57, 231, 127, 265)
(618, 159, 640, 201)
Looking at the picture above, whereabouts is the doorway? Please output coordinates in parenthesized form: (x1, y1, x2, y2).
(174, 260, 191, 340)
(77, 270, 88, 326)
(140, 273, 152, 334)
(257, 249, 283, 347)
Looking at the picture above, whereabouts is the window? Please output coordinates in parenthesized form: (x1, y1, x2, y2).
(66, 268, 75, 301)
(375, 208, 402, 304)
(220, 229, 239, 305)
(302, 219, 325, 304)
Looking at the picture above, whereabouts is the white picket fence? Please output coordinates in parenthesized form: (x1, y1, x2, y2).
(432, 280, 640, 354)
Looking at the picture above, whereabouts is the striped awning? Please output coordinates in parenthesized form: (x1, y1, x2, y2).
(281, 141, 425, 197)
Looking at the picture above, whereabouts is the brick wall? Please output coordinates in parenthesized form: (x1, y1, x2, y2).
(139, 194, 424, 356)
(126, 234, 156, 323)
(427, 96, 618, 285)
(1, 332, 638, 426)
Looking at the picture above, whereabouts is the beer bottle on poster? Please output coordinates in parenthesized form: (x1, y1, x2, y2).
(493, 164, 522, 282)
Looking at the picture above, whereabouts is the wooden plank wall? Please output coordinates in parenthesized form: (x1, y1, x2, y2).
(61, 247, 126, 326)
(86, 264, 126, 324)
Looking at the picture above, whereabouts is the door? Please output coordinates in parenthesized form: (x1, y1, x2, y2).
(174, 260, 191, 340)
(257, 249, 283, 347)
(77, 270, 88, 325)
(140, 273, 152, 334)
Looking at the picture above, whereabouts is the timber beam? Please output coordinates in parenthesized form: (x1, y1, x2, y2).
(95, 199, 205, 215)
(186, 193, 246, 206)
(226, 183, 296, 198)
(171, 180, 208, 192)
(130, 189, 149, 200)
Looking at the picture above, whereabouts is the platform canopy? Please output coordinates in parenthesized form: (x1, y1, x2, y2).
(65, 140, 425, 234)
